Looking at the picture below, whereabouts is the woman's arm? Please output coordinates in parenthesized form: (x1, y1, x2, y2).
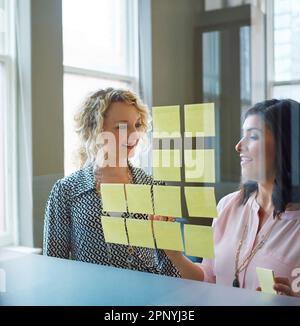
(165, 250, 205, 282)
(43, 180, 71, 258)
(149, 215, 207, 281)
(273, 277, 300, 297)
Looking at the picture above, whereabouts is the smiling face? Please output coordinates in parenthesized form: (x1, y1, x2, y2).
(101, 101, 143, 166)
(235, 114, 276, 184)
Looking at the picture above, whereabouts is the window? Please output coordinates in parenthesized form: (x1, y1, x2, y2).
(63, 0, 139, 175)
(0, 0, 4, 53)
(0, 62, 5, 236)
(205, 0, 252, 11)
(0, 0, 17, 246)
(271, 0, 300, 102)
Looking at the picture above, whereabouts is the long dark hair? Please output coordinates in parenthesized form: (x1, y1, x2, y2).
(240, 99, 300, 217)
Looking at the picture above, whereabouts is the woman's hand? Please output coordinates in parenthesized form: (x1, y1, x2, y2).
(257, 277, 299, 297)
(273, 277, 298, 297)
(148, 215, 176, 222)
(148, 215, 180, 258)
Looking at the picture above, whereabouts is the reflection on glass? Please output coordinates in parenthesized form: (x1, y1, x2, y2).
(62, 0, 128, 75)
(205, 0, 223, 11)
(203, 32, 220, 102)
(0, 63, 6, 234)
(205, 0, 251, 11)
(273, 84, 300, 102)
(63, 73, 130, 175)
(240, 26, 251, 115)
(202, 31, 220, 181)
(0, 1, 5, 54)
(201, 25, 252, 183)
(274, 0, 300, 81)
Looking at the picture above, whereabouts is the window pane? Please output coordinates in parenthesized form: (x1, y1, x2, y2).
(203, 31, 220, 101)
(0, 0, 5, 54)
(274, 0, 300, 81)
(273, 84, 300, 102)
(205, 0, 251, 11)
(240, 26, 251, 109)
(202, 31, 221, 181)
(63, 0, 129, 75)
(64, 73, 131, 175)
(273, 85, 300, 102)
(205, 0, 223, 11)
(0, 63, 6, 234)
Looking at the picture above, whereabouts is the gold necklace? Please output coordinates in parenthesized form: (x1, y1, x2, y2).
(232, 198, 279, 288)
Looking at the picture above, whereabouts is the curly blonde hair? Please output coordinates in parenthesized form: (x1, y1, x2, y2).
(74, 87, 149, 168)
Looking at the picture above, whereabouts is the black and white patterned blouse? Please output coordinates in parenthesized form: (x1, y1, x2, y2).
(43, 163, 180, 277)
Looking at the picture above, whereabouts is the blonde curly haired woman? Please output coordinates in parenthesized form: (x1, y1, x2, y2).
(43, 88, 180, 277)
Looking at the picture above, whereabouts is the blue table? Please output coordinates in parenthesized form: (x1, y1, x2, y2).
(0, 253, 299, 306)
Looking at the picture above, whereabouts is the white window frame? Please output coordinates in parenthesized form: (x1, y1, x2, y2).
(64, 65, 138, 91)
(63, 0, 140, 93)
(266, 0, 300, 98)
(0, 0, 18, 247)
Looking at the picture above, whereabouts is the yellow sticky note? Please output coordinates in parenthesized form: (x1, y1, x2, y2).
(185, 149, 215, 183)
(152, 105, 181, 138)
(101, 184, 126, 212)
(153, 221, 184, 251)
(101, 216, 128, 245)
(153, 185, 182, 218)
(184, 103, 215, 137)
(126, 219, 155, 248)
(184, 224, 214, 258)
(125, 184, 154, 215)
(153, 150, 181, 182)
(256, 267, 276, 294)
(185, 187, 217, 218)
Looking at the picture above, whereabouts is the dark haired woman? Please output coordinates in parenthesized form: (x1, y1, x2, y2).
(165, 99, 300, 296)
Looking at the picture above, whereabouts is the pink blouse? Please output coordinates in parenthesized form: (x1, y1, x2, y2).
(200, 191, 300, 290)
